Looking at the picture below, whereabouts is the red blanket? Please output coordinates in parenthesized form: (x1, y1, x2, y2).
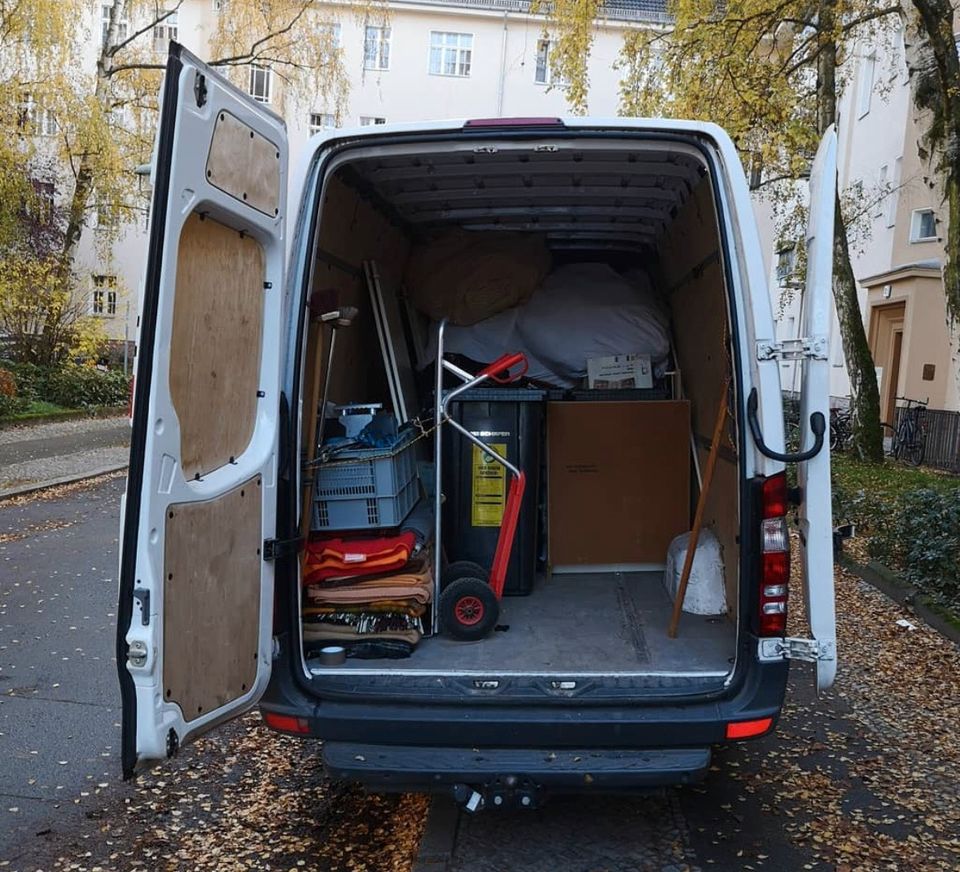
(303, 532, 417, 585)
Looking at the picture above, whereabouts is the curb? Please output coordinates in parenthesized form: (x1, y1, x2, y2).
(0, 463, 128, 502)
(837, 553, 960, 645)
(0, 406, 127, 430)
(411, 797, 459, 872)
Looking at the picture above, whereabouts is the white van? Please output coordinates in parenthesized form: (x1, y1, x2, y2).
(117, 46, 837, 803)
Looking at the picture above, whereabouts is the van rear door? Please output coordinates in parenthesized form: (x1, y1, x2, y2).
(116, 44, 287, 777)
(795, 127, 838, 693)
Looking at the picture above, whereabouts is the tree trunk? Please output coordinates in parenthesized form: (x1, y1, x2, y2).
(817, 0, 883, 461)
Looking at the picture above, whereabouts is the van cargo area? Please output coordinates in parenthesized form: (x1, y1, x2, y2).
(296, 133, 742, 700)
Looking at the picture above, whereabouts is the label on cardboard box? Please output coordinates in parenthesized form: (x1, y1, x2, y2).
(586, 353, 653, 389)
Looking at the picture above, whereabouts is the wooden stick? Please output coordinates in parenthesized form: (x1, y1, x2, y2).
(668, 380, 730, 639)
(298, 319, 327, 560)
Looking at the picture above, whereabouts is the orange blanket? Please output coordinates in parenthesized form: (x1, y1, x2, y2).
(304, 556, 433, 605)
(303, 532, 417, 585)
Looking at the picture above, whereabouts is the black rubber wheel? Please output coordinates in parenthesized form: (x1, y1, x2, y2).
(439, 577, 499, 641)
(441, 560, 489, 591)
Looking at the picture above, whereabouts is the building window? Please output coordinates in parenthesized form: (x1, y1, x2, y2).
(876, 165, 888, 219)
(363, 26, 390, 71)
(429, 31, 473, 77)
(17, 94, 56, 136)
(775, 244, 796, 283)
(857, 50, 876, 118)
(322, 22, 342, 49)
(212, 0, 223, 11)
(309, 113, 337, 134)
(359, 116, 386, 126)
(30, 180, 55, 224)
(534, 39, 568, 85)
(153, 10, 179, 52)
(249, 64, 272, 103)
(101, 2, 129, 47)
(92, 275, 118, 317)
(910, 208, 937, 242)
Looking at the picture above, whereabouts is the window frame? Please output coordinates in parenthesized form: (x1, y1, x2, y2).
(152, 9, 178, 53)
(91, 275, 118, 317)
(248, 64, 273, 104)
(363, 25, 391, 71)
(909, 208, 937, 243)
(101, 1, 130, 47)
(309, 112, 337, 135)
(857, 50, 876, 119)
(358, 116, 387, 126)
(429, 31, 474, 78)
(534, 39, 568, 86)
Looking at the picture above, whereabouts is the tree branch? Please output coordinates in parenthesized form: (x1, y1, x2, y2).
(108, 0, 185, 58)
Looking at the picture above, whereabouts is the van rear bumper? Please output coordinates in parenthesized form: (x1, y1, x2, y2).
(323, 742, 711, 798)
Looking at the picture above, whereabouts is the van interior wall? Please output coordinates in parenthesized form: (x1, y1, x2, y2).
(305, 173, 411, 435)
(659, 178, 739, 612)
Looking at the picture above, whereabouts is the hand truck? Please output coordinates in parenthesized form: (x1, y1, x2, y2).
(432, 318, 528, 640)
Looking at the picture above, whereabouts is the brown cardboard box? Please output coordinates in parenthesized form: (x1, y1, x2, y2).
(547, 401, 691, 567)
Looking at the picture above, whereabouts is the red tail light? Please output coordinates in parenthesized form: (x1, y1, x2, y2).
(726, 717, 774, 739)
(758, 472, 789, 636)
(262, 712, 310, 735)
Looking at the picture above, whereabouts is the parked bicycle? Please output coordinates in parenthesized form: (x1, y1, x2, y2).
(890, 396, 928, 467)
(829, 407, 853, 452)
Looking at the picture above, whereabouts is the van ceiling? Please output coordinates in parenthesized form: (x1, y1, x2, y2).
(339, 145, 707, 251)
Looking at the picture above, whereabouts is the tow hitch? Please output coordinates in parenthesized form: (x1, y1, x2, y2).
(452, 779, 541, 811)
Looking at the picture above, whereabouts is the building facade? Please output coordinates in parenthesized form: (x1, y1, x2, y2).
(765, 18, 959, 415)
(70, 0, 667, 349)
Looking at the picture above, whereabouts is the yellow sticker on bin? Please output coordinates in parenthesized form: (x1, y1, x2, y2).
(471, 443, 507, 527)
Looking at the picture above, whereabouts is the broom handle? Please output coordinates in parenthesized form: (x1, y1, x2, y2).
(668, 381, 730, 639)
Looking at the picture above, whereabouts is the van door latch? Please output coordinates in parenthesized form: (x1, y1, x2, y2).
(127, 640, 148, 668)
(756, 337, 828, 361)
(759, 637, 835, 663)
(263, 537, 303, 561)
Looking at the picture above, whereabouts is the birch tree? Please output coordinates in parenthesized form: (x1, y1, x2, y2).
(58, 0, 356, 267)
(902, 2, 960, 323)
(540, 0, 894, 460)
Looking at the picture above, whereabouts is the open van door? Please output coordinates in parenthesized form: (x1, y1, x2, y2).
(116, 44, 287, 778)
(796, 127, 838, 693)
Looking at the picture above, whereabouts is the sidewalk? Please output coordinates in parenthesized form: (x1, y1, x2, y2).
(0, 415, 129, 498)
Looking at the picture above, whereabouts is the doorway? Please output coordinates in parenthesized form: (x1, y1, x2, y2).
(868, 301, 906, 424)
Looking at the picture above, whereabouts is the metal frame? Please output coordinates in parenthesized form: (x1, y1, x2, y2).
(432, 319, 524, 635)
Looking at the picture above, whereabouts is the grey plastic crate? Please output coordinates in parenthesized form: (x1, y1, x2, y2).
(312, 435, 419, 530)
(312, 475, 419, 531)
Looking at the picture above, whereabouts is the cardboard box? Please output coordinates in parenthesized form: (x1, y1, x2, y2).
(547, 400, 690, 567)
(586, 353, 653, 389)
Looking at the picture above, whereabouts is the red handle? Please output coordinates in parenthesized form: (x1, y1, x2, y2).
(478, 352, 528, 384)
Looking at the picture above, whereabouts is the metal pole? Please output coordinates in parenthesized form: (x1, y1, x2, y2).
(432, 320, 447, 636)
(123, 299, 130, 376)
(315, 326, 338, 454)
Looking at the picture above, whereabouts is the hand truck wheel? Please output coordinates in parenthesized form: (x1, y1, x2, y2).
(441, 560, 489, 592)
(440, 577, 500, 641)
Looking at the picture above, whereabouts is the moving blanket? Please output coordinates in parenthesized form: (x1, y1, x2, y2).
(303, 531, 417, 585)
(304, 556, 434, 605)
(303, 611, 422, 645)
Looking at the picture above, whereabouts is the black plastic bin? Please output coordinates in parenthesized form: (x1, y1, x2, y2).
(442, 388, 544, 596)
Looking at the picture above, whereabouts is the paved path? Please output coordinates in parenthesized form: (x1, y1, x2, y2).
(0, 418, 129, 497)
(1, 479, 958, 871)
(0, 476, 125, 861)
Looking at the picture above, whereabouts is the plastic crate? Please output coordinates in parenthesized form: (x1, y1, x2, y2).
(312, 475, 419, 530)
(312, 435, 419, 531)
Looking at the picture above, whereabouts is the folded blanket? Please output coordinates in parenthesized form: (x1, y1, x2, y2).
(303, 531, 417, 585)
(303, 624, 422, 645)
(304, 602, 426, 617)
(305, 556, 434, 605)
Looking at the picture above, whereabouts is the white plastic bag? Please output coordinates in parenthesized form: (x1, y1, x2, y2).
(663, 528, 727, 615)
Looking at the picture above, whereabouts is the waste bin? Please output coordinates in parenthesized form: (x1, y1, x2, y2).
(443, 388, 544, 596)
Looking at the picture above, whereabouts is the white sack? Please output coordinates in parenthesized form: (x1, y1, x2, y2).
(427, 263, 671, 388)
(663, 528, 727, 616)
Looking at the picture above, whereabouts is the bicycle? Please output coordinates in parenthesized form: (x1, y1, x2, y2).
(891, 397, 928, 467)
(829, 407, 853, 452)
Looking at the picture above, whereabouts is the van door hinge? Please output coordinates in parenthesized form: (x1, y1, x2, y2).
(127, 640, 148, 667)
(756, 337, 828, 361)
(262, 537, 303, 561)
(759, 637, 836, 663)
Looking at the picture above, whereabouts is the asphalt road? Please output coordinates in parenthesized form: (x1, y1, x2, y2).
(0, 476, 125, 860)
(0, 422, 129, 469)
(1, 476, 958, 871)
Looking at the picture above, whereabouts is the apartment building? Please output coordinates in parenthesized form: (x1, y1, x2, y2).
(766, 19, 959, 415)
(67, 0, 668, 348)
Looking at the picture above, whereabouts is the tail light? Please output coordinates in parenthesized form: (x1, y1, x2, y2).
(726, 717, 774, 740)
(463, 117, 565, 128)
(759, 472, 789, 635)
(262, 712, 310, 734)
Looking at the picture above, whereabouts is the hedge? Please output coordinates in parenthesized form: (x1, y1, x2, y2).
(0, 361, 130, 414)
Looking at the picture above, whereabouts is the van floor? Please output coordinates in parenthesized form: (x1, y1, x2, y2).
(309, 572, 734, 676)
